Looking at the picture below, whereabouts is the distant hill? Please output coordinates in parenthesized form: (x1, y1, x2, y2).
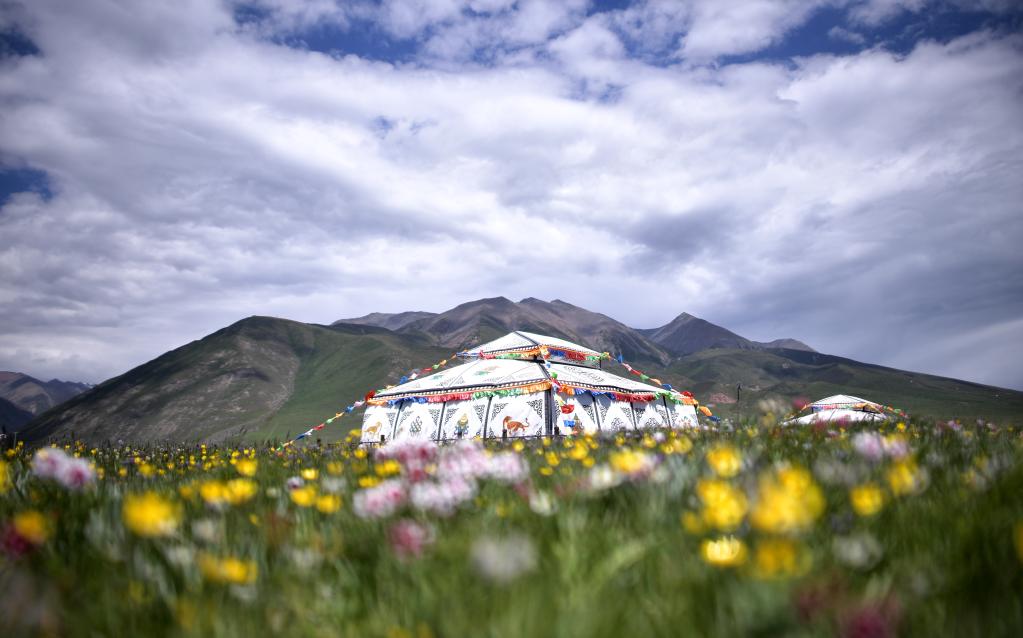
(0, 371, 92, 416)
(0, 397, 33, 432)
(638, 313, 815, 356)
(334, 311, 437, 331)
(21, 318, 450, 444)
(17, 298, 1023, 444)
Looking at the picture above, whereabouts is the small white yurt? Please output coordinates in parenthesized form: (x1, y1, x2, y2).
(360, 331, 702, 443)
(786, 394, 889, 426)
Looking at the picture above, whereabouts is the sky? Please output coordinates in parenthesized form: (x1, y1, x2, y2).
(0, 0, 1021, 390)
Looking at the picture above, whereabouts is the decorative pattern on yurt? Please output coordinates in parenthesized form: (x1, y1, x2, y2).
(360, 330, 706, 443)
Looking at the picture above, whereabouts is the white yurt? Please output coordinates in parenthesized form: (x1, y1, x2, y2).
(360, 331, 702, 443)
(786, 394, 889, 426)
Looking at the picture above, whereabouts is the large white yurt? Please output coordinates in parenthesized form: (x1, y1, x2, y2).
(786, 394, 889, 426)
(359, 331, 702, 443)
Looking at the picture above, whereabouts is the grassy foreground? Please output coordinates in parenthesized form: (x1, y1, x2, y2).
(2, 418, 1023, 637)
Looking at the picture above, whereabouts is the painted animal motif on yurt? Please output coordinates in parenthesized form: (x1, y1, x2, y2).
(503, 415, 529, 434)
(363, 420, 383, 437)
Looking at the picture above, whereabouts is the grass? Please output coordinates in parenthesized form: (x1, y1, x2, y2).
(3, 416, 1023, 637)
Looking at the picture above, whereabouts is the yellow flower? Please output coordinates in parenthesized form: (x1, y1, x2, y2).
(358, 475, 381, 488)
(568, 445, 589, 461)
(375, 460, 401, 477)
(300, 468, 319, 481)
(850, 483, 886, 517)
(326, 461, 343, 475)
(0, 459, 9, 494)
(609, 449, 649, 475)
(706, 444, 742, 478)
(315, 493, 342, 514)
(290, 485, 317, 507)
(138, 462, 156, 478)
(545, 452, 560, 467)
(887, 459, 927, 496)
(681, 511, 706, 535)
(224, 478, 258, 505)
(539, 467, 554, 476)
(123, 492, 181, 538)
(512, 441, 525, 453)
(198, 553, 258, 585)
(235, 458, 258, 477)
(750, 466, 825, 535)
(752, 538, 810, 579)
(697, 479, 748, 531)
(199, 480, 228, 506)
(700, 536, 748, 567)
(13, 510, 50, 545)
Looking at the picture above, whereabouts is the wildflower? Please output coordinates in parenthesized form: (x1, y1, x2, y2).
(300, 468, 319, 481)
(886, 459, 927, 496)
(13, 510, 51, 545)
(315, 493, 342, 514)
(696, 479, 748, 532)
(198, 553, 258, 585)
(609, 449, 655, 478)
(584, 464, 623, 492)
(470, 533, 537, 583)
(851, 432, 885, 462)
(753, 538, 810, 579)
(0, 459, 9, 494)
(482, 451, 528, 484)
(750, 466, 825, 535)
(882, 434, 910, 459)
(700, 536, 748, 568)
(832, 532, 883, 570)
(353, 479, 406, 519)
(290, 485, 318, 507)
(681, 511, 705, 535)
(123, 492, 181, 538)
(706, 444, 742, 478)
(235, 458, 258, 477)
(388, 519, 434, 561)
(285, 476, 304, 491)
(528, 491, 556, 516)
(31, 447, 95, 490)
(849, 483, 886, 517)
(326, 461, 344, 475)
(409, 477, 476, 516)
(375, 460, 402, 477)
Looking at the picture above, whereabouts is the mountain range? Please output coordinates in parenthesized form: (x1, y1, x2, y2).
(0, 372, 92, 432)
(17, 297, 1023, 444)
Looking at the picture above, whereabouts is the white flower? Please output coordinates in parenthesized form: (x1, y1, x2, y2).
(470, 533, 537, 584)
(528, 491, 556, 516)
(832, 533, 883, 570)
(285, 476, 304, 490)
(585, 464, 624, 493)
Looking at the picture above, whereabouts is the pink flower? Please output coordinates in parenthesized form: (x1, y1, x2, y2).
(353, 479, 406, 519)
(851, 433, 884, 462)
(482, 452, 528, 484)
(56, 457, 96, 490)
(388, 519, 434, 561)
(31, 448, 95, 490)
(409, 477, 476, 516)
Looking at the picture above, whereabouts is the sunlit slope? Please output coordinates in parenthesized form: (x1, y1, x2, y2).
(21, 317, 449, 444)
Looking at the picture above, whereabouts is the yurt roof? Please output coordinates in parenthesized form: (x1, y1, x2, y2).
(810, 394, 879, 409)
(369, 357, 684, 405)
(789, 408, 888, 425)
(458, 331, 604, 367)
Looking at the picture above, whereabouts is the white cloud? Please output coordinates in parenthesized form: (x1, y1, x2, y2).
(0, 0, 1021, 392)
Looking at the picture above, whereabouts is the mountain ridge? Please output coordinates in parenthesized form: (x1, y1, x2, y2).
(16, 300, 1023, 444)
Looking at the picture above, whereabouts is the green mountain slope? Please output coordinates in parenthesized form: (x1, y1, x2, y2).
(665, 348, 1023, 422)
(20, 317, 450, 444)
(1, 396, 33, 432)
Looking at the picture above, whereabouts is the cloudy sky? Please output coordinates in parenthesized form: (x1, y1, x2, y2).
(1, 0, 1021, 390)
